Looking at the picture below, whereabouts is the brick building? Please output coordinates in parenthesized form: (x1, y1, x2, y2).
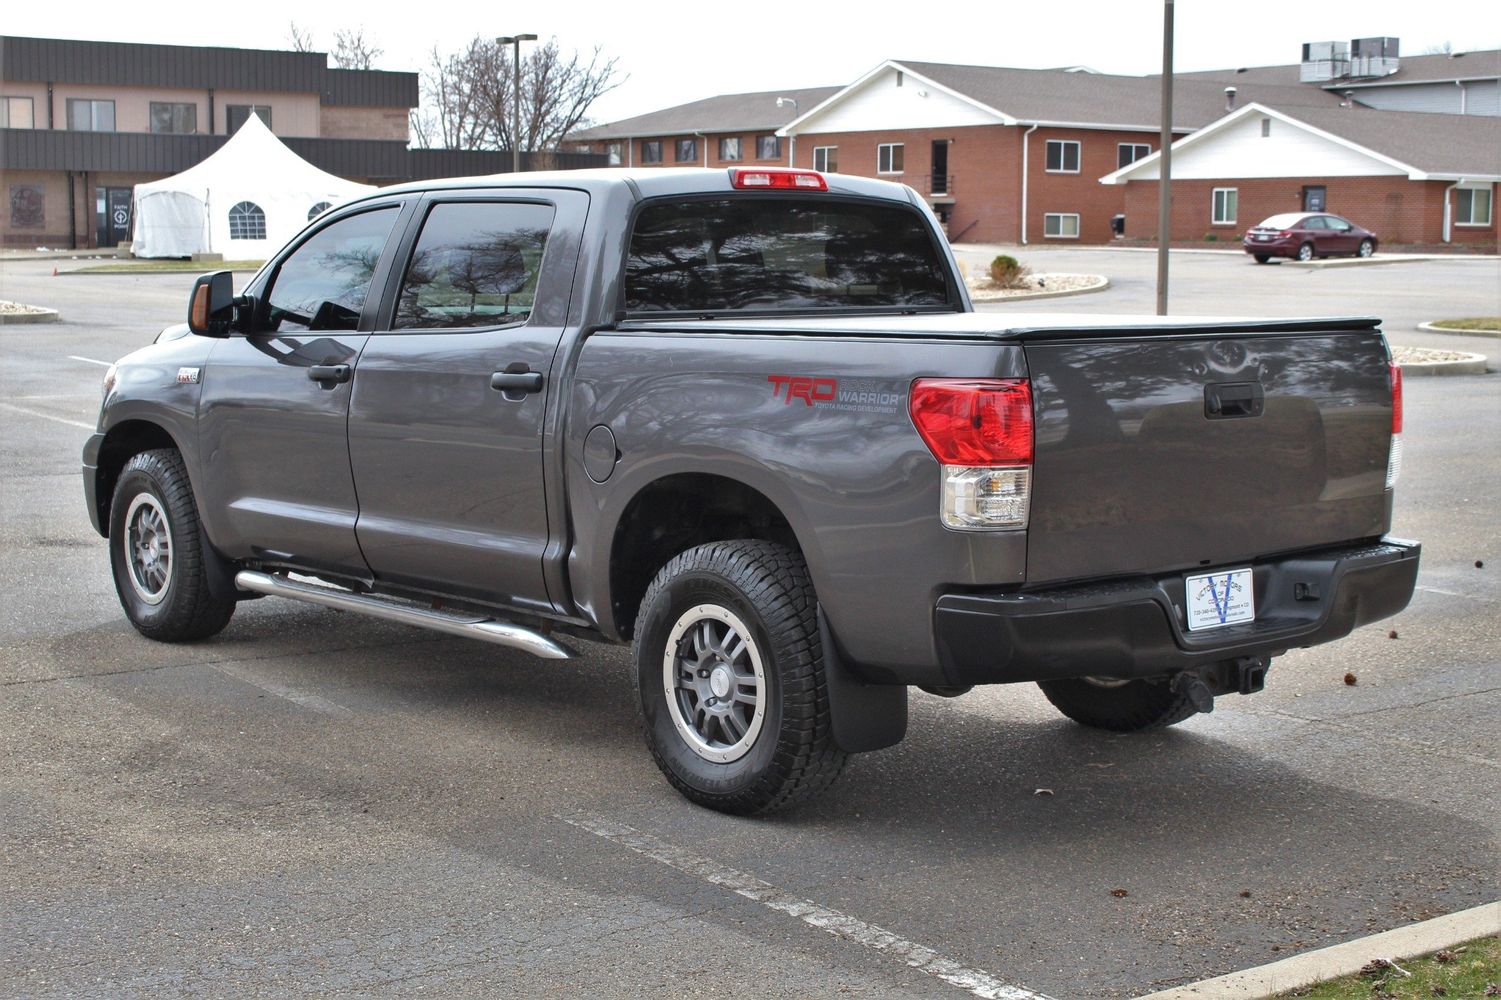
(1103, 103, 1500, 250)
(1, 35, 601, 249)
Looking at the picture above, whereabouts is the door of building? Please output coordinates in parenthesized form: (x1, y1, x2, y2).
(1302, 185, 1327, 212)
(95, 187, 132, 247)
(931, 141, 950, 195)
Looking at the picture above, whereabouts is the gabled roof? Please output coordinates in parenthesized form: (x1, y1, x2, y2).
(779, 59, 1347, 135)
(568, 86, 841, 142)
(1176, 48, 1501, 90)
(1101, 102, 1501, 184)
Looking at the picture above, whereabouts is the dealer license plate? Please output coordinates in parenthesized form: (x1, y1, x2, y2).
(1184, 568, 1255, 631)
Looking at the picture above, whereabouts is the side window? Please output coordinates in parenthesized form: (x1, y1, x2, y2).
(263, 207, 399, 333)
(393, 202, 555, 330)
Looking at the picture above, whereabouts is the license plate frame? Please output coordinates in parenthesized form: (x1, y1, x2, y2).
(1184, 568, 1255, 631)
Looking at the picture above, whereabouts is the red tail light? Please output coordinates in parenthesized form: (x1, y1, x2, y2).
(910, 379, 1033, 465)
(1389, 363, 1403, 433)
(729, 168, 827, 191)
(1277, 230, 1293, 238)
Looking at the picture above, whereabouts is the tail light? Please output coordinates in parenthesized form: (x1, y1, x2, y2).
(729, 168, 827, 191)
(1386, 363, 1403, 489)
(910, 379, 1033, 530)
(1276, 230, 1292, 238)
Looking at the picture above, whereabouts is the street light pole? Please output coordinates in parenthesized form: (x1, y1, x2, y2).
(497, 33, 538, 173)
(1156, 1, 1174, 315)
(775, 96, 798, 166)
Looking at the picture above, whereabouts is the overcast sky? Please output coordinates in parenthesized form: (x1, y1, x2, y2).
(9, 0, 1498, 126)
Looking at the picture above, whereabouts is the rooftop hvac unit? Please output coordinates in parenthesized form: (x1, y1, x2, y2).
(1349, 36, 1400, 78)
(1301, 40, 1351, 82)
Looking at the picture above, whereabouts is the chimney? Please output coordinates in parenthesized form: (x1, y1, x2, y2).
(1224, 86, 1238, 111)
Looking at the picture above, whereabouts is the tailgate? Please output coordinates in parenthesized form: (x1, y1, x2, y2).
(1024, 328, 1393, 585)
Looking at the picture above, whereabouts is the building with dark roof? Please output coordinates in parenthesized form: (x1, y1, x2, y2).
(1, 35, 602, 249)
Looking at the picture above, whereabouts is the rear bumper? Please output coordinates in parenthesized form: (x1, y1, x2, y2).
(933, 537, 1420, 686)
(1244, 238, 1295, 256)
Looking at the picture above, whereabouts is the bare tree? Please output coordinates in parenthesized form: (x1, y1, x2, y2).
(332, 28, 383, 70)
(288, 22, 316, 53)
(412, 36, 624, 153)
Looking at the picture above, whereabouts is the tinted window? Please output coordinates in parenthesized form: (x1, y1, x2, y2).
(264, 207, 398, 333)
(394, 202, 554, 330)
(625, 198, 951, 314)
(1303, 216, 1326, 230)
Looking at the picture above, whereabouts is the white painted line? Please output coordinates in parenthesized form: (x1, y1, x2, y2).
(0, 401, 95, 431)
(560, 814, 1056, 1000)
(1135, 900, 1501, 999)
(68, 355, 114, 366)
(211, 663, 354, 718)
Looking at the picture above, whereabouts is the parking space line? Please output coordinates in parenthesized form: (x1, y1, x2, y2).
(211, 663, 354, 717)
(68, 355, 114, 366)
(0, 401, 95, 431)
(560, 814, 1056, 1000)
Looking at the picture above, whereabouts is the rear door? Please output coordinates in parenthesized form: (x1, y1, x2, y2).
(198, 202, 406, 575)
(346, 189, 587, 612)
(1022, 325, 1393, 585)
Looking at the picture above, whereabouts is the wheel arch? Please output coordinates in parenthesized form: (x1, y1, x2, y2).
(93, 419, 183, 538)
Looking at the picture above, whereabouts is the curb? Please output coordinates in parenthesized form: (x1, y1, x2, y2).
(1282, 256, 1439, 269)
(1392, 350, 1490, 376)
(0, 308, 60, 324)
(1134, 900, 1501, 999)
(1417, 321, 1501, 340)
(968, 275, 1110, 302)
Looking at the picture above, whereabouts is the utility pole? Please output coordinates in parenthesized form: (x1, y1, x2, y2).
(1156, 0, 1174, 315)
(497, 34, 538, 173)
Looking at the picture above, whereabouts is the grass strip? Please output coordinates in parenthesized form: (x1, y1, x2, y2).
(72, 261, 264, 274)
(1277, 935, 1498, 999)
(1429, 318, 1501, 332)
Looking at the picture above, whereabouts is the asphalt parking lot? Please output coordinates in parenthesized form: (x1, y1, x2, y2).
(2, 249, 1498, 999)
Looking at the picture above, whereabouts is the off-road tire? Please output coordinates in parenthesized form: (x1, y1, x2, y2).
(1037, 676, 1199, 732)
(634, 540, 847, 814)
(109, 449, 235, 642)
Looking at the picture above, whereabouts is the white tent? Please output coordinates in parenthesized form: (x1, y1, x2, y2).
(131, 115, 376, 258)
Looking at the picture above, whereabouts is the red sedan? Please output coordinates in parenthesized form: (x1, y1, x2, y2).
(1243, 213, 1378, 263)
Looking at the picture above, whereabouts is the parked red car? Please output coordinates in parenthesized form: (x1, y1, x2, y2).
(1243, 213, 1378, 263)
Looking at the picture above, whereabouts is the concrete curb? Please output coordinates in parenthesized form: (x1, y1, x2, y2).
(968, 275, 1109, 302)
(1282, 256, 1444, 269)
(0, 307, 61, 324)
(1134, 900, 1501, 1000)
(1392, 350, 1490, 376)
(1417, 321, 1501, 339)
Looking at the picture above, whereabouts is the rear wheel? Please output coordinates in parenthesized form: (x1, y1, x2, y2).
(109, 449, 235, 642)
(1296, 242, 1315, 261)
(1357, 239, 1374, 258)
(634, 540, 846, 814)
(1253, 254, 1272, 264)
(1038, 675, 1199, 732)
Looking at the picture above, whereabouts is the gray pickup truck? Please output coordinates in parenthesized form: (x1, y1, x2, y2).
(84, 167, 1420, 813)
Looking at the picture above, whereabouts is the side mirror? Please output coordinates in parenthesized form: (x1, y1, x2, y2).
(188, 271, 235, 336)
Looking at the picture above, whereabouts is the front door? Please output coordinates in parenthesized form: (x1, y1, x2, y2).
(348, 191, 585, 613)
(931, 141, 949, 195)
(1302, 185, 1327, 212)
(197, 203, 404, 578)
(96, 187, 132, 247)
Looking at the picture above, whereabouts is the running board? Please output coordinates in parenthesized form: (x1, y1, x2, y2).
(233, 570, 574, 660)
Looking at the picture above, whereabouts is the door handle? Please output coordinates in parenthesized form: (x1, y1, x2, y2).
(308, 364, 351, 384)
(490, 371, 544, 394)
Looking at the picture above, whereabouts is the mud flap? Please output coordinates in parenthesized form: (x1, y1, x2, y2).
(819, 608, 907, 753)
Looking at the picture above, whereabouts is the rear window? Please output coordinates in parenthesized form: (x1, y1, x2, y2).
(624, 197, 953, 315)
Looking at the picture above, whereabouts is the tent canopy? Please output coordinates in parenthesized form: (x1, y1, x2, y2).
(132, 115, 376, 258)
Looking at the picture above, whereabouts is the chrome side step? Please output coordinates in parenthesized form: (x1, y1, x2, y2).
(233, 570, 574, 660)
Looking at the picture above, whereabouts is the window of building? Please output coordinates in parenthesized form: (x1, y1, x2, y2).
(264, 207, 399, 332)
(1045, 140, 1080, 173)
(756, 135, 780, 160)
(640, 140, 662, 164)
(675, 138, 697, 163)
(1456, 188, 1493, 226)
(228, 201, 267, 240)
(227, 105, 272, 132)
(1, 96, 35, 129)
(877, 143, 904, 174)
(394, 202, 555, 329)
(149, 102, 197, 134)
(719, 137, 742, 161)
(1043, 213, 1080, 238)
(308, 202, 333, 221)
(1261, 118, 1272, 137)
(813, 146, 838, 173)
(1117, 143, 1150, 169)
(606, 142, 623, 166)
(67, 99, 115, 132)
(1212, 187, 1238, 225)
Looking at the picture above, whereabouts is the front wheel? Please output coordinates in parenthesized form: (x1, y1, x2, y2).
(1357, 239, 1375, 258)
(1038, 675, 1200, 732)
(109, 449, 235, 642)
(1296, 242, 1315, 261)
(634, 540, 846, 814)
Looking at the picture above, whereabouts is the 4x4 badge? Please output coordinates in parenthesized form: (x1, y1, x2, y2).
(176, 367, 200, 385)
